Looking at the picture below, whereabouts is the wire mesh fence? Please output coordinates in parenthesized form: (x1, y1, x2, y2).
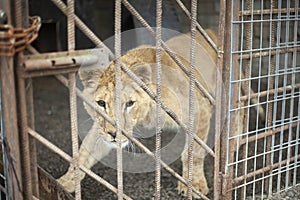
(223, 0, 300, 199)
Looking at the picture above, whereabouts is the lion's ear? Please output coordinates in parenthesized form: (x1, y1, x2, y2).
(79, 48, 110, 90)
(132, 63, 152, 84)
(79, 66, 104, 89)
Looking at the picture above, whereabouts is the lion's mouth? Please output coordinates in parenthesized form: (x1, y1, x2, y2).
(106, 139, 129, 149)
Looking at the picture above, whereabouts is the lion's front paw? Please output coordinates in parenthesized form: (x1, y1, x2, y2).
(57, 173, 76, 193)
(177, 179, 209, 198)
(57, 168, 86, 193)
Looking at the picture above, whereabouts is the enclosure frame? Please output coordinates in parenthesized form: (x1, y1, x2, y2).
(0, 0, 299, 200)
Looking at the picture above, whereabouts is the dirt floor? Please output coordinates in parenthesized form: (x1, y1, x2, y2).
(33, 76, 215, 199)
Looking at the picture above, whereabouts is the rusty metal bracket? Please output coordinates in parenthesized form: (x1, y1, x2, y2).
(221, 173, 233, 199)
(0, 16, 41, 57)
(23, 48, 109, 73)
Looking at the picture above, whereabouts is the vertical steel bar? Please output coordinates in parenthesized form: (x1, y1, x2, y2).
(67, 0, 75, 51)
(187, 0, 197, 198)
(67, 0, 81, 198)
(223, 0, 241, 199)
(0, 1, 23, 199)
(69, 73, 81, 199)
(154, 0, 162, 199)
(214, 0, 226, 198)
(241, 0, 252, 197)
(14, 0, 29, 28)
(276, 0, 287, 192)
(234, 0, 245, 198)
(220, 0, 238, 198)
(269, 0, 280, 194)
(292, 0, 299, 186)
(26, 79, 39, 198)
(14, 0, 33, 198)
(284, 0, 293, 189)
(265, 0, 276, 194)
(256, 1, 264, 197)
(115, 0, 123, 199)
(21, 42, 39, 198)
(0, 58, 23, 200)
(16, 60, 33, 200)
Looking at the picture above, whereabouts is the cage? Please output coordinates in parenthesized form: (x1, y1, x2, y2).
(0, 0, 299, 199)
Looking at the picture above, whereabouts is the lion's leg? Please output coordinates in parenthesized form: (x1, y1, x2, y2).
(178, 104, 212, 197)
(178, 135, 210, 197)
(57, 124, 112, 193)
(230, 101, 245, 149)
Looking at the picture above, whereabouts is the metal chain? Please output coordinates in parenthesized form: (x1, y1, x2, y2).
(0, 16, 41, 57)
(115, 0, 124, 199)
(155, 0, 162, 199)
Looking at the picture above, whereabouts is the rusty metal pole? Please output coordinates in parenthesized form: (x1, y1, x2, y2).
(26, 78, 39, 198)
(14, 0, 36, 199)
(214, 0, 226, 199)
(0, 54, 24, 200)
(0, 1, 24, 199)
(219, 0, 240, 199)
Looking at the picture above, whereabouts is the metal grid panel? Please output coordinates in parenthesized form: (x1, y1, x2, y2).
(224, 0, 300, 199)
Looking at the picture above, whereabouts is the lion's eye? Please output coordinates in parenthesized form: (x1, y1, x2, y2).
(126, 100, 135, 107)
(96, 100, 106, 108)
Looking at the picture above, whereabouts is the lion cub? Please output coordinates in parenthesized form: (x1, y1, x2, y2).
(58, 30, 219, 197)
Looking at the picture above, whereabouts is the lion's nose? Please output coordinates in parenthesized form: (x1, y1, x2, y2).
(108, 131, 116, 139)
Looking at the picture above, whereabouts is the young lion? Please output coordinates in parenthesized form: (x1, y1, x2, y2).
(57, 30, 218, 197)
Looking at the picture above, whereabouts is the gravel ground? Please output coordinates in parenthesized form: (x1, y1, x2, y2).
(268, 185, 300, 200)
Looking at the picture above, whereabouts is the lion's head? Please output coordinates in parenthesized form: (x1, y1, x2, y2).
(96, 62, 155, 146)
(80, 59, 155, 147)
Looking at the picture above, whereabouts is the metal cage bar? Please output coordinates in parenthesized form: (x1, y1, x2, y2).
(154, 0, 163, 199)
(114, 0, 124, 199)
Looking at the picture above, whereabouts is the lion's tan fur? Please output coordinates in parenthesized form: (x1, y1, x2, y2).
(57, 30, 218, 196)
